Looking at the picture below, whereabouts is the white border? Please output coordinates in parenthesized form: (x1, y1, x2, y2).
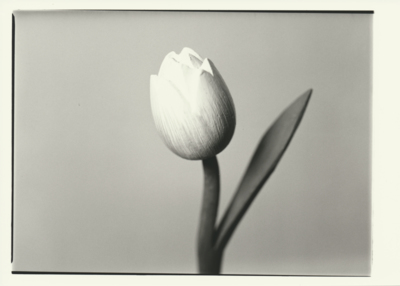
(1, 1, 399, 285)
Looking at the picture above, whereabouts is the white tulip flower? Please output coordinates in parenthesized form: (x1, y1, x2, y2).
(150, 47, 236, 160)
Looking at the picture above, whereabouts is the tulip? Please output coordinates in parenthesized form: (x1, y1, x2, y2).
(150, 47, 236, 160)
(149, 48, 312, 275)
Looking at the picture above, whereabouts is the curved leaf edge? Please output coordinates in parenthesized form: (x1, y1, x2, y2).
(214, 88, 313, 251)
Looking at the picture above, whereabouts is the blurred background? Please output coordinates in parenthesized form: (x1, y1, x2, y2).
(13, 11, 371, 275)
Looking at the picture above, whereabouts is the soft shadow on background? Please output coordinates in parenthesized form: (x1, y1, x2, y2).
(13, 11, 371, 275)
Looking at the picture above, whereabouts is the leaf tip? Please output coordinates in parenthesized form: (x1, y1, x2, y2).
(304, 88, 313, 99)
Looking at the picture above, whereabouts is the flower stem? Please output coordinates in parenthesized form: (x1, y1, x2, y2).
(197, 156, 223, 274)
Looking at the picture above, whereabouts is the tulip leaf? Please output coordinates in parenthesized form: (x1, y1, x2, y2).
(215, 89, 312, 252)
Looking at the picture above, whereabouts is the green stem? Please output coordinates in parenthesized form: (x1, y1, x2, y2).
(197, 156, 223, 274)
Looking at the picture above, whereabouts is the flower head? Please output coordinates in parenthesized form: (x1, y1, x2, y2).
(150, 47, 236, 160)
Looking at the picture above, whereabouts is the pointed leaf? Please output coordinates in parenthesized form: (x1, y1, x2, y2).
(215, 89, 312, 251)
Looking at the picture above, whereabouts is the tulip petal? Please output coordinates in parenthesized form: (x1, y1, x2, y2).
(151, 74, 218, 160)
(178, 47, 204, 69)
(180, 65, 202, 104)
(158, 53, 189, 96)
(150, 75, 189, 133)
(196, 59, 236, 129)
(200, 58, 214, 75)
(150, 75, 194, 157)
(181, 47, 203, 62)
(186, 59, 236, 158)
(151, 76, 188, 134)
(189, 54, 203, 69)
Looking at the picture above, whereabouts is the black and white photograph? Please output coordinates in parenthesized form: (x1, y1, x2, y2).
(1, 2, 400, 285)
(10, 10, 372, 276)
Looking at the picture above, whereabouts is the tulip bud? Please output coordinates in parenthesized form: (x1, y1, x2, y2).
(150, 47, 236, 160)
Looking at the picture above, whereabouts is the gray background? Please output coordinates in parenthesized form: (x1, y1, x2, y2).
(13, 11, 371, 275)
